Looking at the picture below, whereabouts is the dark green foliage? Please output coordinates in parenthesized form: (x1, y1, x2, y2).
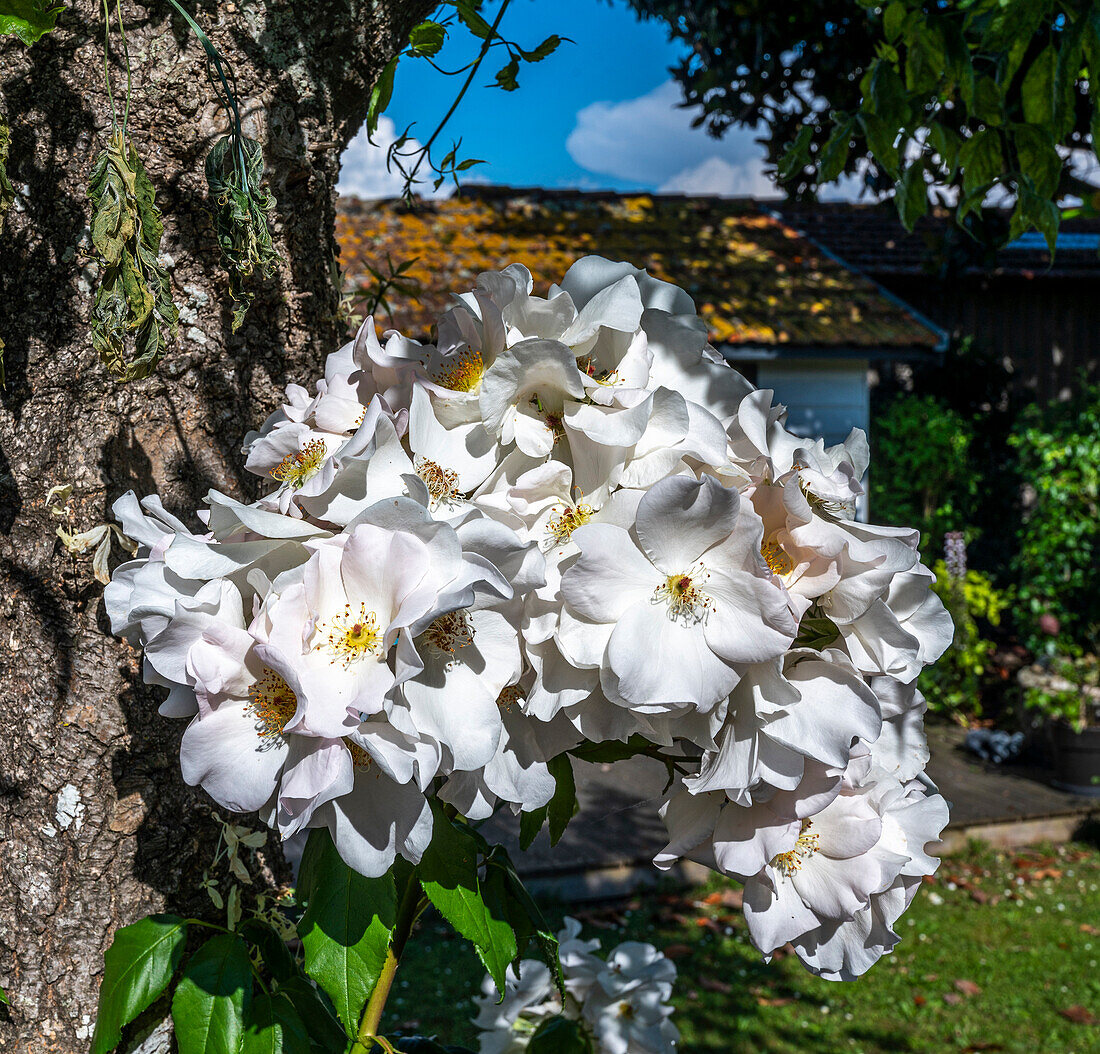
(518, 753, 577, 850)
(91, 915, 189, 1054)
(205, 135, 279, 331)
(295, 827, 397, 1035)
(171, 934, 253, 1054)
(419, 802, 518, 995)
(629, 0, 1100, 249)
(87, 131, 179, 382)
(870, 393, 978, 552)
(528, 1016, 593, 1053)
(1009, 381, 1100, 652)
(919, 561, 1009, 721)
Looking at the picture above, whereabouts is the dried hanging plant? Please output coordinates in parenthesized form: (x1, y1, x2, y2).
(87, 0, 178, 381)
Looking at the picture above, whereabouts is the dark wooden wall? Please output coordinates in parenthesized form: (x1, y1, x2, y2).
(881, 275, 1100, 406)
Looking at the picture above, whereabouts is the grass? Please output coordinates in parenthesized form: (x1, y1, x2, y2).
(383, 839, 1100, 1054)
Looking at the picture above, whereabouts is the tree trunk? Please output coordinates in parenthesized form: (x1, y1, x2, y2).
(0, 2, 431, 1048)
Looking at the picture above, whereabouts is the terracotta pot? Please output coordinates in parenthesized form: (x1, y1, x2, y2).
(1049, 722, 1100, 797)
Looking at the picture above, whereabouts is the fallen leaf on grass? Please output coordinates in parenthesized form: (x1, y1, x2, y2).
(913, 995, 926, 1007)
(663, 943, 692, 960)
(954, 979, 982, 997)
(1080, 923, 1099, 936)
(943, 993, 963, 1005)
(970, 889, 989, 904)
(754, 994, 795, 1007)
(699, 977, 733, 994)
(1058, 1005, 1097, 1025)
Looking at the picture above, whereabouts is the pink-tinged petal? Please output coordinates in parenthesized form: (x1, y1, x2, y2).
(561, 524, 661, 622)
(608, 603, 740, 710)
(635, 475, 739, 572)
(278, 738, 355, 835)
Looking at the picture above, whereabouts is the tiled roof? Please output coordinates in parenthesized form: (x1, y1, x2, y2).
(335, 188, 942, 351)
(774, 201, 1100, 279)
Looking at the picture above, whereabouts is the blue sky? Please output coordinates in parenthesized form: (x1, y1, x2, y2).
(338, 0, 784, 199)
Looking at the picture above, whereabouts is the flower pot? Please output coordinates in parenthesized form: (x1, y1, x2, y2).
(1049, 721, 1100, 797)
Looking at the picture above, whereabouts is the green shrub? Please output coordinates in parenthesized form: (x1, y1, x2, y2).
(1009, 382, 1100, 653)
(918, 559, 1010, 722)
(870, 394, 979, 551)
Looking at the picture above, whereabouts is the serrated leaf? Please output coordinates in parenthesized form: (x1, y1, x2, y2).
(777, 124, 813, 183)
(295, 828, 396, 1037)
(1022, 44, 1056, 130)
(238, 919, 297, 984)
(0, 0, 64, 45)
(958, 128, 1003, 200)
(527, 1016, 592, 1054)
(795, 613, 840, 651)
(896, 161, 928, 231)
(418, 801, 516, 995)
(455, 158, 486, 171)
(481, 846, 564, 998)
(518, 34, 562, 62)
(883, 1, 906, 43)
(241, 992, 311, 1054)
(273, 977, 346, 1054)
(1011, 123, 1062, 200)
(859, 113, 899, 177)
(818, 117, 854, 183)
(171, 934, 252, 1054)
(91, 914, 188, 1054)
(453, 0, 492, 40)
(242, 994, 281, 1054)
(408, 19, 446, 57)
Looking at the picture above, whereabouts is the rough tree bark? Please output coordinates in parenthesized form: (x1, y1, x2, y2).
(0, 2, 432, 1048)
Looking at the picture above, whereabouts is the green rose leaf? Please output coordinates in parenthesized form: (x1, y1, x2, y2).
(171, 934, 253, 1054)
(272, 976, 347, 1053)
(0, 0, 64, 45)
(242, 992, 312, 1054)
(419, 801, 517, 994)
(295, 827, 397, 1037)
(91, 914, 188, 1054)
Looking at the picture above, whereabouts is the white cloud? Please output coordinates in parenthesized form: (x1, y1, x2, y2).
(658, 156, 778, 198)
(338, 117, 452, 200)
(567, 81, 777, 195)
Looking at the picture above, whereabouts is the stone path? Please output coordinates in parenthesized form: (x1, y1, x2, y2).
(484, 723, 1099, 900)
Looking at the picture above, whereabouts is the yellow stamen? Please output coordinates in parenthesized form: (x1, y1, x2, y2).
(653, 564, 716, 624)
(247, 669, 297, 738)
(761, 539, 793, 576)
(345, 739, 373, 769)
(415, 456, 461, 506)
(770, 819, 821, 878)
(432, 348, 484, 392)
(546, 502, 593, 544)
(271, 438, 327, 488)
(496, 682, 525, 712)
(422, 609, 474, 655)
(324, 603, 383, 667)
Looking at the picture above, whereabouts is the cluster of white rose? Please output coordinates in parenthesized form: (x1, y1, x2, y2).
(106, 257, 952, 981)
(473, 918, 677, 1054)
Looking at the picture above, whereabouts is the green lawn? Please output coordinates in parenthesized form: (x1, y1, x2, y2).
(384, 839, 1100, 1054)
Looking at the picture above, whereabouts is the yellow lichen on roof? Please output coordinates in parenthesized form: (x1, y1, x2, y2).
(335, 191, 939, 349)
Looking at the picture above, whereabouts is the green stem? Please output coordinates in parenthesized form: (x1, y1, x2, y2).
(404, 0, 513, 185)
(351, 870, 426, 1053)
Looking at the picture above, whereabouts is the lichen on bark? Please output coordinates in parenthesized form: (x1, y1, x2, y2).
(0, 1, 433, 1048)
